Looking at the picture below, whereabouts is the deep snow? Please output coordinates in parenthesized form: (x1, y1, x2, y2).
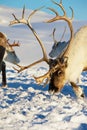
(0, 6, 87, 130)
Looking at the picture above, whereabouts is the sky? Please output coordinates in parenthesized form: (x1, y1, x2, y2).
(0, 0, 87, 21)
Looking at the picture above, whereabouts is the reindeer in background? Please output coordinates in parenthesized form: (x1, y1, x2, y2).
(10, 0, 87, 98)
(49, 27, 69, 58)
(0, 32, 20, 87)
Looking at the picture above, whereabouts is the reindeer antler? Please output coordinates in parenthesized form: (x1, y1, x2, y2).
(10, 6, 53, 85)
(50, 28, 58, 44)
(7, 40, 20, 47)
(46, 0, 74, 42)
(50, 26, 66, 44)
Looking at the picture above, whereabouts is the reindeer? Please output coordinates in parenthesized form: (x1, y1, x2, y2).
(10, 1, 87, 98)
(4, 39, 20, 63)
(0, 32, 20, 87)
(49, 27, 69, 58)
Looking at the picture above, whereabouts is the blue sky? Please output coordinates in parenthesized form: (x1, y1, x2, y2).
(0, 0, 87, 20)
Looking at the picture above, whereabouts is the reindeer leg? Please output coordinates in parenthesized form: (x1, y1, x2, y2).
(70, 82, 84, 98)
(0, 46, 5, 63)
(0, 45, 7, 87)
(83, 67, 87, 71)
(1, 61, 7, 88)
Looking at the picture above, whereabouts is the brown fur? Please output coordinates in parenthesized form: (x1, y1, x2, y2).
(0, 32, 7, 48)
(49, 57, 67, 93)
(70, 82, 84, 97)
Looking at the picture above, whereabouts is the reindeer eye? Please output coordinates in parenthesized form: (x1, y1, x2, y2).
(57, 70, 62, 75)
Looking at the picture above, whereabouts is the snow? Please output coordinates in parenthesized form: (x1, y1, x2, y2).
(0, 6, 87, 130)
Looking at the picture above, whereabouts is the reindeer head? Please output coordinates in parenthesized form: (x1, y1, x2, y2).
(10, 0, 74, 94)
(0, 32, 7, 48)
(0, 32, 20, 64)
(49, 57, 68, 94)
(4, 40, 20, 64)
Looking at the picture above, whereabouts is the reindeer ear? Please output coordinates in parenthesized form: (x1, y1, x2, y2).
(59, 56, 68, 67)
(63, 56, 68, 67)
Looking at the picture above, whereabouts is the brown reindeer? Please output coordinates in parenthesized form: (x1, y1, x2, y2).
(10, 2, 87, 98)
(0, 32, 20, 87)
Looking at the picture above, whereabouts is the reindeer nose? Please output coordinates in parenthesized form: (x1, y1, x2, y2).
(48, 85, 59, 94)
(49, 89, 55, 95)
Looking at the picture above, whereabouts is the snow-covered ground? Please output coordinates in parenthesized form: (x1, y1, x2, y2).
(0, 6, 87, 130)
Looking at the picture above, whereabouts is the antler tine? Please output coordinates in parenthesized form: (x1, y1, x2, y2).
(10, 6, 50, 73)
(28, 6, 44, 21)
(60, 0, 62, 4)
(13, 63, 51, 86)
(52, 28, 57, 43)
(47, 7, 59, 16)
(27, 6, 49, 64)
(46, 0, 74, 42)
(10, 6, 27, 25)
(13, 64, 25, 73)
(51, 0, 66, 16)
(49, 28, 58, 46)
(69, 7, 74, 20)
(7, 39, 10, 45)
(52, 28, 58, 44)
(51, 0, 74, 19)
(22, 5, 25, 19)
(33, 70, 50, 85)
(7, 40, 20, 47)
(33, 60, 60, 85)
(11, 41, 20, 47)
(50, 26, 66, 45)
(60, 26, 66, 42)
(13, 57, 48, 73)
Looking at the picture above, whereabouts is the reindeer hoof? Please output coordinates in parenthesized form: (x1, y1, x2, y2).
(81, 93, 84, 98)
(2, 85, 8, 88)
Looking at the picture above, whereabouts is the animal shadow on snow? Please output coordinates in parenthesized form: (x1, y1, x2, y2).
(74, 123, 87, 130)
(0, 68, 87, 104)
